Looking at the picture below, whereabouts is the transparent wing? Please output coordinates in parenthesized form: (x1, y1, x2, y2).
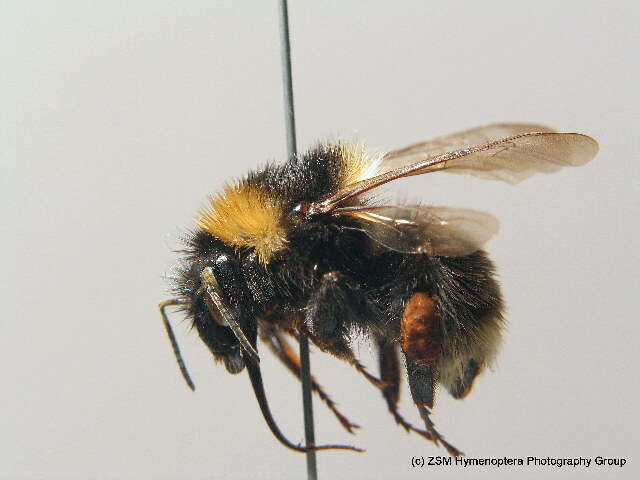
(338, 205, 500, 257)
(381, 123, 556, 174)
(378, 130, 597, 184)
(308, 131, 598, 215)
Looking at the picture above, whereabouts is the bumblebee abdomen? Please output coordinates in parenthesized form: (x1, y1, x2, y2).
(430, 252, 505, 394)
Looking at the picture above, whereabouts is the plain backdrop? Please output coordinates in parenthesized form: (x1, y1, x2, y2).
(2, 1, 639, 479)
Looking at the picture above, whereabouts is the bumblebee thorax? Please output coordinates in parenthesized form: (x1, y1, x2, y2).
(198, 183, 287, 265)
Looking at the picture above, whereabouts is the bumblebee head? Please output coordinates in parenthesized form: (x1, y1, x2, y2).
(180, 244, 258, 375)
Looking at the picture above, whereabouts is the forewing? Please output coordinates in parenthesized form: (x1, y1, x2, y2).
(381, 123, 556, 172)
(339, 205, 499, 257)
(382, 131, 598, 184)
(308, 132, 598, 215)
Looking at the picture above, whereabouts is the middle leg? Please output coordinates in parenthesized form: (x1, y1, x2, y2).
(304, 270, 387, 389)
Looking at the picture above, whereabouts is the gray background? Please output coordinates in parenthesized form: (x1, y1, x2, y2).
(2, 1, 638, 479)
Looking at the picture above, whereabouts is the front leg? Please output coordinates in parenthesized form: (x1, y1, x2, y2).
(259, 321, 360, 434)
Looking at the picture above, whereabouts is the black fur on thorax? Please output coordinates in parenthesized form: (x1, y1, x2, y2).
(246, 143, 348, 211)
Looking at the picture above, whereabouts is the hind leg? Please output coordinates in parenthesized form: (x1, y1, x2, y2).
(377, 340, 434, 441)
(400, 292, 463, 457)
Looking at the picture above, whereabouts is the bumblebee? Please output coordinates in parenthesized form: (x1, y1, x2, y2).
(160, 123, 598, 455)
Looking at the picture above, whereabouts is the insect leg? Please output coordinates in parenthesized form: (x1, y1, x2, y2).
(299, 326, 387, 390)
(304, 271, 386, 389)
(230, 313, 361, 453)
(377, 340, 434, 441)
(259, 323, 360, 433)
(244, 348, 363, 453)
(401, 292, 463, 457)
(159, 299, 196, 391)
